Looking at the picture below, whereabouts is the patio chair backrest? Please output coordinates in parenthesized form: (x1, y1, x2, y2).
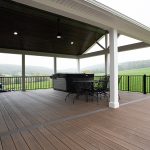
(99, 76, 109, 91)
(96, 75, 121, 92)
(104, 76, 122, 91)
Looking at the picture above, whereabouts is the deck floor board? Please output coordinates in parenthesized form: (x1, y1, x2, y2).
(0, 90, 150, 150)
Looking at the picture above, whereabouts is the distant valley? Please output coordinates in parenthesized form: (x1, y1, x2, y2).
(81, 59, 150, 75)
(0, 64, 53, 76)
(1, 59, 150, 76)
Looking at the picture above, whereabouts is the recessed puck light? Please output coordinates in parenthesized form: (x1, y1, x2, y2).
(13, 32, 18, 35)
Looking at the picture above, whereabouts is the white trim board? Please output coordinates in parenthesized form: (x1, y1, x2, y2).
(0, 48, 78, 59)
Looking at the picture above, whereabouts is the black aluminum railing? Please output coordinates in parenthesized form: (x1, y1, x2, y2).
(0, 75, 150, 94)
(118, 75, 143, 93)
(0, 76, 52, 91)
(95, 75, 150, 94)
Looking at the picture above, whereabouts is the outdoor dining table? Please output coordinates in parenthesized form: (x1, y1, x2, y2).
(72, 80, 99, 101)
(65, 79, 107, 103)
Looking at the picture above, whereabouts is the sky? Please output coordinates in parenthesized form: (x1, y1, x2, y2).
(0, 53, 53, 68)
(80, 55, 104, 68)
(0, 0, 150, 69)
(25, 55, 53, 68)
(96, 0, 150, 27)
(0, 53, 21, 65)
(57, 58, 78, 72)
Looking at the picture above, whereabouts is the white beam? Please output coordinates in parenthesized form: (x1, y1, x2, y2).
(109, 29, 119, 108)
(80, 50, 105, 59)
(118, 42, 150, 52)
(96, 41, 105, 50)
(79, 42, 150, 59)
(22, 54, 25, 91)
(0, 48, 78, 59)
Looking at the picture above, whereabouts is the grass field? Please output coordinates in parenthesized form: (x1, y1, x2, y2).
(95, 67, 150, 76)
(119, 68, 150, 93)
(119, 67, 150, 75)
(95, 68, 150, 93)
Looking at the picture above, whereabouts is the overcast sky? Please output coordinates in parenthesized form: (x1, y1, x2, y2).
(96, 0, 150, 27)
(0, 54, 53, 68)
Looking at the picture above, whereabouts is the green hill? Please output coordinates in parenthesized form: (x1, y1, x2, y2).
(81, 59, 150, 75)
(0, 64, 53, 76)
(1, 59, 150, 76)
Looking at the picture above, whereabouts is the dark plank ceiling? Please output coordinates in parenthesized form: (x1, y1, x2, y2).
(0, 0, 107, 55)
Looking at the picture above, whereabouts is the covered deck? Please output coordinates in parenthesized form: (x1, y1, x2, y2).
(0, 0, 150, 109)
(0, 90, 150, 149)
(0, 0, 150, 149)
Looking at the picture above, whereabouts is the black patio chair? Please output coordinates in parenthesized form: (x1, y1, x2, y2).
(65, 82, 78, 104)
(92, 76, 110, 101)
(96, 75, 122, 100)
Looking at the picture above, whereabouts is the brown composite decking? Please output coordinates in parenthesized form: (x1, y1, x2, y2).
(0, 89, 150, 150)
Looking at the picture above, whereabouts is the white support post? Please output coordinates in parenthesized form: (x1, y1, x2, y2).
(105, 54, 108, 75)
(22, 54, 25, 91)
(109, 29, 119, 108)
(54, 57, 57, 74)
(105, 34, 108, 75)
(77, 59, 80, 73)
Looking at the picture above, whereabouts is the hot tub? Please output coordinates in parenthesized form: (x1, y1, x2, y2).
(51, 73, 94, 92)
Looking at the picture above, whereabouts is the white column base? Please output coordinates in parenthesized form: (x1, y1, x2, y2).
(109, 101, 119, 108)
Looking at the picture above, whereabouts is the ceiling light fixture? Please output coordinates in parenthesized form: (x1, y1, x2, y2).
(13, 31, 18, 35)
(56, 32, 61, 39)
(71, 41, 74, 45)
(57, 18, 61, 39)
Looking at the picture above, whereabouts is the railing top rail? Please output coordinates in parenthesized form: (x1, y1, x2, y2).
(0, 76, 22, 78)
(0, 76, 51, 78)
(25, 76, 51, 77)
(95, 75, 148, 77)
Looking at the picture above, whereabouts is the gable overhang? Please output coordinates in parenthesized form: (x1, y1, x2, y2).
(0, 0, 108, 56)
(12, 0, 150, 45)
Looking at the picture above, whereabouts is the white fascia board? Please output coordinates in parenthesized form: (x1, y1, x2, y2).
(85, 0, 149, 31)
(12, 0, 150, 44)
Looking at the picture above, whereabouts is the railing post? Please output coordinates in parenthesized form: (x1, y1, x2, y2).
(128, 76, 130, 92)
(143, 74, 146, 94)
